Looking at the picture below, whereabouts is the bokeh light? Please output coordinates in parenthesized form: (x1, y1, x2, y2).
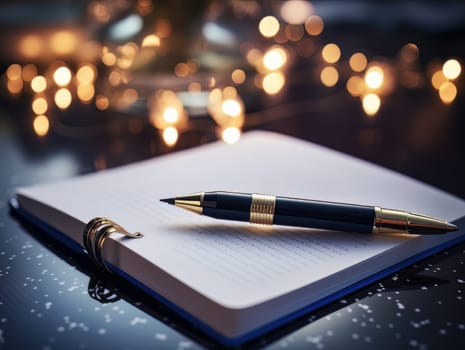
(431, 70, 447, 90)
(95, 95, 110, 110)
(163, 107, 179, 123)
(320, 66, 339, 87)
(231, 69, 246, 84)
(364, 66, 384, 89)
(349, 53, 368, 72)
(31, 76, 47, 93)
(346, 76, 365, 96)
(322, 43, 341, 64)
(22, 64, 37, 82)
(77, 84, 95, 103)
(222, 99, 242, 117)
(259, 16, 280, 38)
(54, 88, 72, 109)
(53, 66, 72, 87)
(33, 115, 50, 137)
(262, 71, 286, 95)
(19, 35, 43, 58)
(280, 0, 313, 24)
(76, 65, 96, 84)
(6, 64, 22, 80)
(32, 96, 48, 115)
(442, 59, 461, 80)
(304, 15, 324, 36)
(362, 93, 381, 116)
(50, 31, 78, 55)
(439, 82, 457, 104)
(142, 34, 161, 48)
(162, 127, 178, 146)
(222, 127, 241, 144)
(263, 46, 288, 71)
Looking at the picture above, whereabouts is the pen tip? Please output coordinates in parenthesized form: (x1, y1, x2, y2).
(446, 222, 458, 232)
(160, 197, 175, 205)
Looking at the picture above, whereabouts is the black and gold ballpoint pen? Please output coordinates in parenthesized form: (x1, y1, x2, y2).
(160, 191, 458, 235)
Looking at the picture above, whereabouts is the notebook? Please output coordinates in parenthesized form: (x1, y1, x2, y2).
(11, 131, 465, 346)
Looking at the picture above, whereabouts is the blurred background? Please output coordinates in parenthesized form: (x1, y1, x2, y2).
(1, 0, 464, 196)
(1, 2, 465, 349)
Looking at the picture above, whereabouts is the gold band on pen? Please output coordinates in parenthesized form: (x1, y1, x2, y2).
(250, 194, 276, 225)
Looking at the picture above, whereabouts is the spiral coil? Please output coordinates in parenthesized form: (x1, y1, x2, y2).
(83, 217, 143, 273)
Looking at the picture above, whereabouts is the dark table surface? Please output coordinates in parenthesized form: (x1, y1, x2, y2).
(1, 2, 465, 349)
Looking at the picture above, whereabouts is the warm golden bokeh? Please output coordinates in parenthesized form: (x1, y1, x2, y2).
(7, 79, 23, 94)
(162, 126, 178, 146)
(439, 81, 457, 104)
(304, 15, 324, 36)
(50, 31, 78, 55)
(364, 66, 384, 89)
(222, 127, 241, 144)
(320, 66, 339, 87)
(54, 88, 72, 109)
(76, 65, 97, 85)
(77, 84, 95, 103)
(262, 71, 286, 94)
(442, 59, 461, 80)
(22, 64, 38, 82)
(33, 115, 50, 137)
(6, 64, 22, 80)
(31, 76, 47, 93)
(259, 16, 280, 38)
(95, 95, 110, 110)
(346, 75, 365, 96)
(280, 0, 313, 25)
(231, 69, 246, 84)
(32, 96, 48, 115)
(163, 107, 179, 123)
(142, 34, 161, 48)
(322, 43, 341, 64)
(221, 99, 242, 117)
(431, 70, 448, 90)
(175, 63, 189, 77)
(362, 93, 381, 116)
(53, 67, 72, 87)
(19, 35, 43, 58)
(349, 53, 368, 72)
(263, 46, 288, 71)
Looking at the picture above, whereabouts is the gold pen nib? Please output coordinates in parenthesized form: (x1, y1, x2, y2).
(160, 193, 205, 215)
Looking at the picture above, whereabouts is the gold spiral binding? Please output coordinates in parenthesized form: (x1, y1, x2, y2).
(83, 217, 143, 273)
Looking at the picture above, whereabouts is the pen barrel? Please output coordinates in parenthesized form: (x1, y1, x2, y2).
(274, 197, 375, 233)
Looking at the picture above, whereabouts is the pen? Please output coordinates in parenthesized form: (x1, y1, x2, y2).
(160, 191, 458, 235)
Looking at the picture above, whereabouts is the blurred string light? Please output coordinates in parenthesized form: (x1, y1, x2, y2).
(430, 59, 462, 104)
(259, 16, 280, 38)
(33, 115, 50, 137)
(31, 76, 47, 93)
(54, 66, 72, 87)
(54, 88, 72, 110)
(1, 0, 463, 143)
(149, 90, 188, 146)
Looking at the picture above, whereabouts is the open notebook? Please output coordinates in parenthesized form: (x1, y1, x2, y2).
(12, 131, 465, 346)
